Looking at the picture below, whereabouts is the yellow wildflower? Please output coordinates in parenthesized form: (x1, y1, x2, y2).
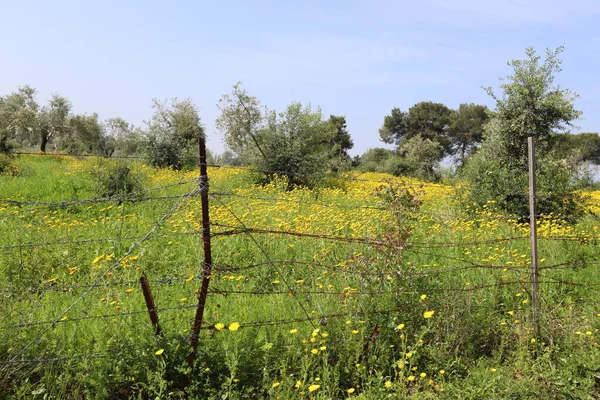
(308, 384, 320, 392)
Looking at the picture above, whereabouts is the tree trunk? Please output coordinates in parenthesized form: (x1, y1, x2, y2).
(40, 134, 48, 153)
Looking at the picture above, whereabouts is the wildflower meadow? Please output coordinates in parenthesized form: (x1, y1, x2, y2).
(1, 154, 600, 399)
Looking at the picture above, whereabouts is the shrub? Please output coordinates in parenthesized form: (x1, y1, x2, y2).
(460, 143, 588, 222)
(0, 153, 18, 176)
(91, 162, 147, 198)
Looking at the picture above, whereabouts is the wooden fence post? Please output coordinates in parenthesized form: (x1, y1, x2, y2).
(140, 274, 162, 336)
(189, 135, 213, 362)
(528, 136, 540, 335)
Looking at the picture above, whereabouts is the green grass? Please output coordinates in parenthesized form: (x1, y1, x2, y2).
(1, 154, 600, 399)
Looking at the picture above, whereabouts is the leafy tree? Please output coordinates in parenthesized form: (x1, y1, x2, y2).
(258, 102, 335, 187)
(357, 148, 412, 176)
(462, 46, 585, 219)
(216, 150, 244, 166)
(37, 94, 72, 153)
(359, 148, 396, 166)
(484, 46, 581, 167)
(217, 83, 342, 187)
(216, 82, 266, 164)
(62, 113, 106, 155)
(380, 102, 453, 156)
(555, 132, 600, 165)
(449, 103, 489, 164)
(105, 117, 142, 157)
(379, 107, 407, 147)
(145, 98, 204, 170)
(399, 134, 444, 180)
(327, 115, 353, 171)
(0, 86, 38, 153)
(406, 102, 453, 154)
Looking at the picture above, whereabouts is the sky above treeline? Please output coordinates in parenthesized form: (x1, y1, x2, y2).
(1, 0, 599, 156)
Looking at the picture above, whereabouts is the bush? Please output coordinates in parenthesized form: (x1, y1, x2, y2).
(91, 162, 147, 198)
(0, 153, 18, 176)
(460, 144, 588, 222)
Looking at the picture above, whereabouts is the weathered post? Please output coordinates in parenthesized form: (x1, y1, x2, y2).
(190, 135, 213, 360)
(528, 136, 540, 335)
(139, 274, 162, 336)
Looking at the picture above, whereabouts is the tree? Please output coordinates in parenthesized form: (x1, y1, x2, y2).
(63, 113, 110, 155)
(462, 46, 585, 219)
(357, 148, 414, 176)
(216, 83, 343, 187)
(555, 132, 600, 165)
(37, 94, 72, 153)
(405, 102, 453, 154)
(379, 102, 453, 163)
(0, 86, 38, 153)
(216, 82, 266, 164)
(327, 115, 353, 170)
(379, 107, 407, 146)
(145, 98, 204, 170)
(399, 134, 444, 180)
(105, 117, 142, 157)
(258, 102, 336, 187)
(484, 46, 581, 168)
(449, 103, 489, 164)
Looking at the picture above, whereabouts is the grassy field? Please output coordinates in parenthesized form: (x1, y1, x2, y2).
(1, 154, 600, 399)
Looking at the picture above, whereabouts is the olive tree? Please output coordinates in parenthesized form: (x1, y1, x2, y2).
(462, 46, 585, 219)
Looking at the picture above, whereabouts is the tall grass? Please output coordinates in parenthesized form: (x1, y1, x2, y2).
(1, 155, 599, 399)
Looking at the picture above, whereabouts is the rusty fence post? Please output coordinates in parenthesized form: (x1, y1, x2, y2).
(140, 274, 162, 336)
(189, 135, 213, 363)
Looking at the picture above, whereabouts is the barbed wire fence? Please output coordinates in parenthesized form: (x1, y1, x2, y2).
(1, 138, 599, 391)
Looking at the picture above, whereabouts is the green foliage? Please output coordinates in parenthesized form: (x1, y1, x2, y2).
(483, 46, 581, 168)
(60, 113, 107, 155)
(257, 102, 336, 188)
(217, 83, 343, 188)
(399, 134, 444, 181)
(0, 153, 18, 175)
(357, 147, 395, 172)
(461, 142, 588, 221)
(216, 82, 266, 164)
(379, 102, 453, 156)
(449, 103, 490, 164)
(37, 94, 72, 153)
(358, 145, 442, 180)
(105, 117, 143, 157)
(2, 155, 600, 398)
(327, 115, 354, 171)
(0, 85, 38, 153)
(91, 162, 147, 198)
(374, 180, 423, 251)
(0, 85, 150, 158)
(145, 98, 204, 170)
(379, 102, 489, 179)
(463, 47, 586, 220)
(555, 132, 600, 165)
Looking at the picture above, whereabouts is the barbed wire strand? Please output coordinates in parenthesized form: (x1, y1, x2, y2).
(0, 187, 200, 371)
(208, 182, 318, 329)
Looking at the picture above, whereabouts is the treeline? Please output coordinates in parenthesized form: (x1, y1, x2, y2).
(0, 88, 206, 170)
(1, 46, 599, 200)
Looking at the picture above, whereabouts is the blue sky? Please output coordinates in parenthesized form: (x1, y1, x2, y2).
(1, 0, 599, 156)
